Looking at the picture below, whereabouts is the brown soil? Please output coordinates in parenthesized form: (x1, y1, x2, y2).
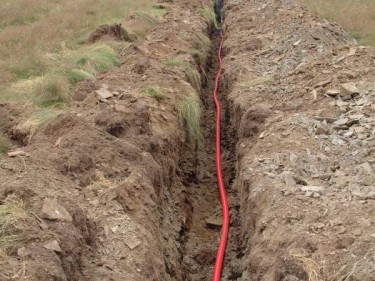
(85, 24, 134, 43)
(0, 1, 217, 280)
(222, 0, 375, 280)
(1, 0, 374, 281)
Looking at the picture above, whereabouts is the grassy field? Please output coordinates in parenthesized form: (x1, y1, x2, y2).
(297, 0, 375, 46)
(0, 0, 158, 106)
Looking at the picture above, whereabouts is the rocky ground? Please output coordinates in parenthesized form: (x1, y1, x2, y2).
(223, 0, 375, 280)
(0, 0, 374, 281)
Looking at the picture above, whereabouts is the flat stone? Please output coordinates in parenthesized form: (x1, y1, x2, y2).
(95, 88, 114, 100)
(313, 116, 336, 123)
(359, 162, 373, 175)
(341, 82, 359, 95)
(352, 191, 367, 200)
(360, 175, 375, 186)
(40, 198, 73, 222)
(301, 186, 324, 194)
(305, 191, 313, 197)
(314, 223, 325, 229)
(315, 124, 330, 135)
(44, 240, 62, 253)
(336, 99, 349, 107)
(343, 130, 354, 138)
(326, 88, 341, 97)
(367, 191, 375, 200)
(312, 173, 332, 181)
(353, 127, 366, 134)
(337, 226, 347, 234)
(353, 229, 362, 236)
(123, 232, 141, 250)
(333, 118, 349, 126)
(290, 153, 298, 165)
(281, 171, 296, 187)
(313, 192, 321, 198)
(17, 247, 31, 257)
(205, 215, 223, 229)
(332, 136, 345, 146)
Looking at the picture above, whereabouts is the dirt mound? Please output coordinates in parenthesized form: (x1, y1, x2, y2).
(222, 0, 375, 280)
(0, 0, 216, 280)
(85, 24, 135, 43)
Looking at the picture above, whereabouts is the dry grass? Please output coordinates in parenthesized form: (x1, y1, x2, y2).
(178, 91, 203, 145)
(0, 0, 156, 102)
(297, 0, 375, 46)
(291, 245, 375, 281)
(0, 198, 30, 250)
(142, 86, 165, 101)
(0, 0, 157, 140)
(0, 134, 9, 154)
(292, 253, 323, 281)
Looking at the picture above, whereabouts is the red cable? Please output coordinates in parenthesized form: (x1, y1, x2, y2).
(212, 31, 229, 281)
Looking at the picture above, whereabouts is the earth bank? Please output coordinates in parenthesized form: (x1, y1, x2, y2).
(222, 0, 375, 280)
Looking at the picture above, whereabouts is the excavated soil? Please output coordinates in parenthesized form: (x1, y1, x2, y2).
(222, 0, 375, 280)
(1, 0, 375, 281)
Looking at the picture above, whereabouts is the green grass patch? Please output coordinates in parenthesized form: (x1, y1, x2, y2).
(196, 7, 218, 28)
(11, 75, 69, 107)
(5, 44, 120, 107)
(65, 69, 95, 84)
(190, 33, 211, 66)
(10, 59, 48, 81)
(178, 91, 202, 144)
(0, 134, 9, 154)
(162, 58, 201, 91)
(163, 58, 189, 67)
(152, 7, 168, 17)
(185, 67, 201, 92)
(61, 44, 120, 74)
(143, 86, 165, 101)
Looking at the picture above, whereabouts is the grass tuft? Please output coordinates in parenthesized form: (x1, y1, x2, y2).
(58, 44, 120, 75)
(11, 75, 70, 107)
(178, 91, 202, 144)
(185, 68, 201, 92)
(7, 44, 120, 107)
(143, 86, 165, 101)
(0, 134, 9, 154)
(163, 59, 189, 68)
(196, 7, 218, 28)
(162, 58, 201, 91)
(14, 108, 62, 143)
(0, 198, 29, 249)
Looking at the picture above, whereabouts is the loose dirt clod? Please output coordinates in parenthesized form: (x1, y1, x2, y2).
(85, 24, 134, 43)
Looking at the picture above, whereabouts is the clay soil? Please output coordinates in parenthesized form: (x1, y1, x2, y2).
(1, 0, 374, 281)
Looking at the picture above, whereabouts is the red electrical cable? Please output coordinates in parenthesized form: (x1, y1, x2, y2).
(212, 31, 229, 281)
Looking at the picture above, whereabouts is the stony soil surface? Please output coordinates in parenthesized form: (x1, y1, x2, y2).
(0, 0, 374, 281)
(223, 0, 375, 280)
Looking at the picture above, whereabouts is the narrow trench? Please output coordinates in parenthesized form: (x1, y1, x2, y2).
(175, 5, 241, 280)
